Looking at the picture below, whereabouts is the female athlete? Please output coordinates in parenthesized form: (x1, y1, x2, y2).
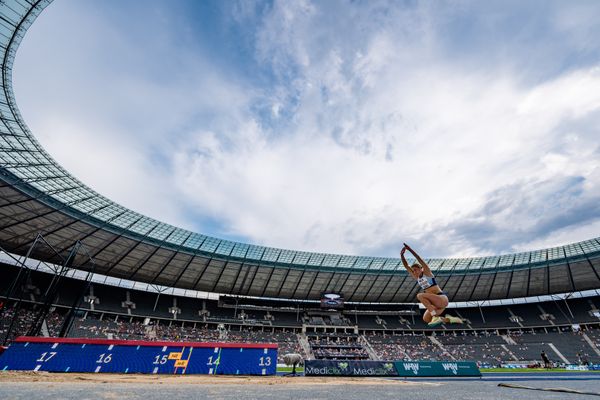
(401, 243, 463, 327)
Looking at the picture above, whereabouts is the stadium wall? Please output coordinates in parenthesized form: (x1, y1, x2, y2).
(0, 336, 277, 375)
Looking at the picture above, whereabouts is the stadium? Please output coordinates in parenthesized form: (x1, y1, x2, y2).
(2, 0, 600, 398)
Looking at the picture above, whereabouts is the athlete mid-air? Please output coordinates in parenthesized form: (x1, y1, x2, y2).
(401, 243, 463, 327)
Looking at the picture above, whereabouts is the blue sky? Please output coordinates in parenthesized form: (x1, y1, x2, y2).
(13, 0, 600, 258)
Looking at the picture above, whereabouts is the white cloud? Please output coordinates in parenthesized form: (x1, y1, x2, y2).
(14, 0, 254, 232)
(13, 0, 600, 258)
(514, 219, 600, 253)
(172, 1, 600, 257)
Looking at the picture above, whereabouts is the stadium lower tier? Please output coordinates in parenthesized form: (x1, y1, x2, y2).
(3, 263, 600, 329)
(2, 302, 599, 366)
(2, 263, 600, 366)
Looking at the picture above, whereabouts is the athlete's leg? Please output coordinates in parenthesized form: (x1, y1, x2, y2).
(418, 293, 446, 326)
(417, 293, 439, 324)
(423, 309, 433, 323)
(416, 292, 430, 308)
(423, 294, 464, 324)
(417, 293, 438, 315)
(418, 293, 448, 315)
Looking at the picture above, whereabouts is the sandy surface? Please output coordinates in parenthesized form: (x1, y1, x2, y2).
(0, 371, 433, 386)
(3, 371, 600, 400)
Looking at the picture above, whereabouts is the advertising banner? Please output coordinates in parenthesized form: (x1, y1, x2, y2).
(566, 365, 589, 371)
(304, 360, 399, 376)
(394, 361, 481, 377)
(305, 360, 481, 377)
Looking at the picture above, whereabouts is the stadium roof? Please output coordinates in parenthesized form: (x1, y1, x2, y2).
(2, 0, 600, 302)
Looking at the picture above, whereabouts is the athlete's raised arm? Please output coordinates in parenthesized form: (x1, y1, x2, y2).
(400, 245, 418, 279)
(403, 243, 432, 276)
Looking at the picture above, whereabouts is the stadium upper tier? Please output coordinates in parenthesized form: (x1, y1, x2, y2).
(1, 0, 600, 302)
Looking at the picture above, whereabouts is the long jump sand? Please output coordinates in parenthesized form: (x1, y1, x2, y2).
(0, 370, 437, 386)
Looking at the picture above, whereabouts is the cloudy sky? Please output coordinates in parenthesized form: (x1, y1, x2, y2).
(13, 0, 600, 258)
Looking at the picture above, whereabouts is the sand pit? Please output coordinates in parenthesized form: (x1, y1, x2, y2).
(0, 370, 437, 386)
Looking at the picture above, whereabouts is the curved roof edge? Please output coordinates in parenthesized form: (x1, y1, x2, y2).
(4, 249, 600, 309)
(0, 0, 599, 288)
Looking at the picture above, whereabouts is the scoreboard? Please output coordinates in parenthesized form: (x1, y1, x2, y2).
(0, 337, 277, 375)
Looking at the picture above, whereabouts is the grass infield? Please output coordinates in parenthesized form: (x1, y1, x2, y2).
(277, 366, 305, 373)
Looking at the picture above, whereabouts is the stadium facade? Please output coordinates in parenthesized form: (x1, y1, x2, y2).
(1, 0, 600, 306)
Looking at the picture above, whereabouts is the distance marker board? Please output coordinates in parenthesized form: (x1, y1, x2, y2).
(0, 337, 277, 375)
